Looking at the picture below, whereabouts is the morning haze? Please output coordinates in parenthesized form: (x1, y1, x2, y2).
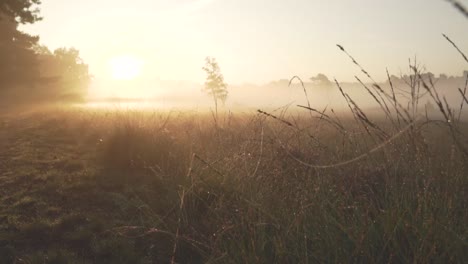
(23, 0, 467, 84)
(1, 0, 468, 263)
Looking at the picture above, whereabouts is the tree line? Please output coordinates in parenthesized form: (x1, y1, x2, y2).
(0, 0, 90, 102)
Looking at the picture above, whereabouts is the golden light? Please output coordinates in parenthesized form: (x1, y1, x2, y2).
(109, 55, 143, 80)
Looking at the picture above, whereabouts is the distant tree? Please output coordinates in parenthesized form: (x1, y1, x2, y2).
(202, 57, 228, 115)
(53, 48, 90, 89)
(388, 74, 401, 83)
(310, 73, 332, 87)
(421, 72, 435, 80)
(35, 47, 91, 99)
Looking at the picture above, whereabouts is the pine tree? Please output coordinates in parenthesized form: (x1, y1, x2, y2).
(0, 0, 42, 87)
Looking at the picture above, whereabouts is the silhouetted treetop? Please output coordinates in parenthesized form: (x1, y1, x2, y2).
(310, 73, 332, 87)
(0, 0, 42, 87)
(0, 0, 42, 24)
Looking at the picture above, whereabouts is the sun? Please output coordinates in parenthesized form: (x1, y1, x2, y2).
(109, 55, 143, 80)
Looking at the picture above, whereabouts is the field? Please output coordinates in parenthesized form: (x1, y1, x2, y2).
(1, 0, 467, 263)
(0, 96, 467, 263)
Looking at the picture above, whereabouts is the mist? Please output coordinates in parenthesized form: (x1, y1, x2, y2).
(82, 71, 468, 115)
(2, 0, 468, 262)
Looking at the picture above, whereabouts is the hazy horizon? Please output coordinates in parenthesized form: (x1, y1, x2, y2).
(22, 0, 468, 86)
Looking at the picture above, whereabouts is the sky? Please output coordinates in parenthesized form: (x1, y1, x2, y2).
(22, 0, 468, 85)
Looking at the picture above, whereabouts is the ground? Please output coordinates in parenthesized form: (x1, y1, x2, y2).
(0, 105, 466, 263)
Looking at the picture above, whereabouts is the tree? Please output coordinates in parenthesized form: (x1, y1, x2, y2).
(202, 57, 228, 115)
(1, 1, 90, 101)
(0, 0, 42, 24)
(310, 73, 332, 88)
(35, 47, 91, 100)
(0, 18, 39, 84)
(0, 0, 42, 88)
(52, 47, 90, 90)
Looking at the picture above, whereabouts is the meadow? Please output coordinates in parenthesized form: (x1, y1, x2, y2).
(1, 0, 467, 263)
(0, 71, 467, 263)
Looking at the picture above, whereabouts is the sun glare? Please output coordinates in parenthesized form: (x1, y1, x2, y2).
(109, 55, 143, 80)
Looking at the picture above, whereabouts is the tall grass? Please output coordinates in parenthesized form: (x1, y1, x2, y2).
(2, 36, 467, 264)
(88, 51, 467, 261)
